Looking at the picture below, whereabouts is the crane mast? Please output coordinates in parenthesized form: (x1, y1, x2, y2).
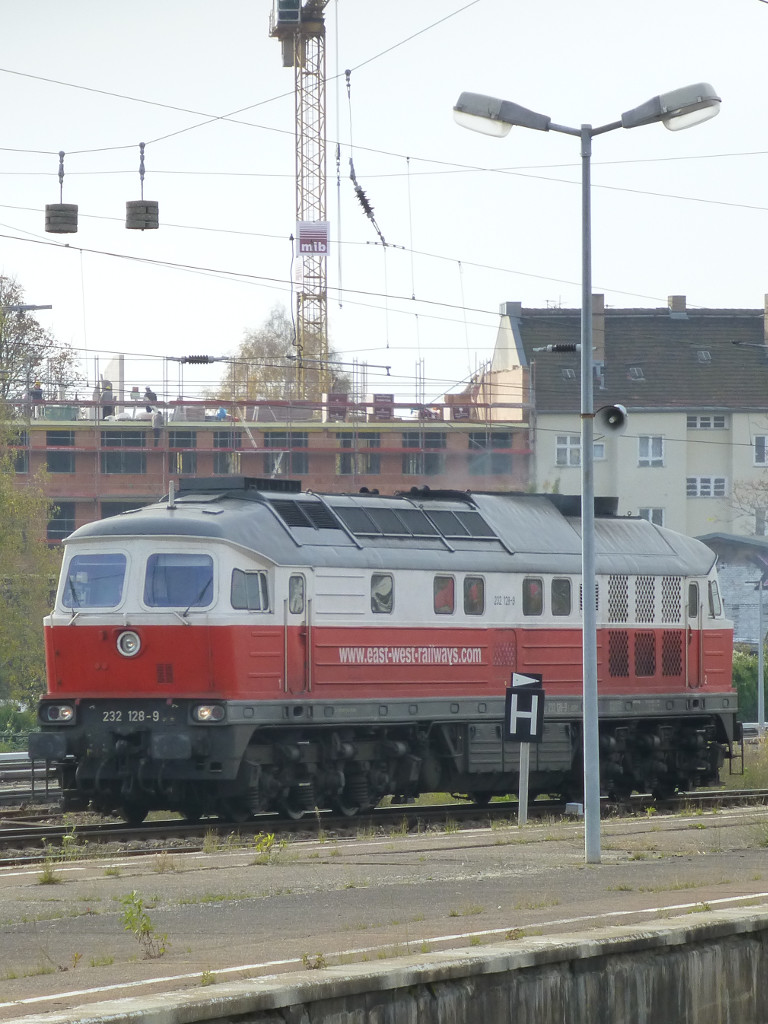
(270, 0, 330, 400)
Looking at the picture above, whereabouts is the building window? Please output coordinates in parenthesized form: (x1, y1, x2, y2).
(687, 414, 726, 430)
(101, 500, 144, 518)
(686, 476, 727, 497)
(264, 432, 309, 475)
(757, 509, 768, 537)
(47, 501, 76, 541)
(638, 436, 664, 467)
(46, 430, 75, 447)
(555, 435, 604, 466)
(468, 431, 512, 475)
(9, 429, 28, 473)
(102, 451, 147, 474)
(47, 451, 75, 473)
(401, 431, 446, 475)
(168, 429, 197, 449)
(556, 435, 581, 467)
(168, 451, 197, 475)
(101, 430, 147, 448)
(638, 507, 664, 526)
(214, 451, 241, 474)
(755, 437, 768, 466)
(214, 429, 242, 474)
(336, 432, 380, 475)
(213, 430, 242, 450)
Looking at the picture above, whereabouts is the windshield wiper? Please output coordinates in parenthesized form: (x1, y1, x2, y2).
(182, 577, 212, 618)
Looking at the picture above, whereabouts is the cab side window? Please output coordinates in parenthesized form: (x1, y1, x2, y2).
(434, 576, 455, 615)
(289, 574, 305, 614)
(523, 577, 543, 616)
(688, 582, 699, 619)
(708, 580, 722, 618)
(231, 569, 269, 611)
(464, 576, 484, 615)
(371, 573, 393, 614)
(551, 578, 571, 616)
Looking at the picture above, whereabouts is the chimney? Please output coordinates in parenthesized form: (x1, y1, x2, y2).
(499, 301, 522, 318)
(668, 295, 687, 317)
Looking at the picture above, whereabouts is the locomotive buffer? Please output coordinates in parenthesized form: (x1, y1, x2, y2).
(505, 673, 545, 826)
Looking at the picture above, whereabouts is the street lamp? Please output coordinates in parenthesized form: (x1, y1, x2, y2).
(746, 579, 766, 734)
(454, 83, 720, 864)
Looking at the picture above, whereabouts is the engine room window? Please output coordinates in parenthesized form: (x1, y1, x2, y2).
(62, 553, 126, 608)
(551, 578, 572, 616)
(463, 576, 484, 615)
(144, 554, 213, 608)
(288, 574, 305, 614)
(523, 577, 543, 616)
(371, 573, 393, 614)
(434, 576, 455, 615)
(231, 569, 269, 611)
(708, 580, 722, 618)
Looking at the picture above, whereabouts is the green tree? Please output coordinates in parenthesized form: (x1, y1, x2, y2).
(0, 422, 59, 703)
(0, 276, 83, 402)
(732, 645, 759, 722)
(212, 305, 350, 404)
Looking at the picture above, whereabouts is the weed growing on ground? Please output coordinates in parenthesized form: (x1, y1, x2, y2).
(89, 955, 114, 967)
(200, 969, 216, 986)
(119, 891, 169, 959)
(37, 857, 62, 885)
(250, 832, 288, 866)
(302, 952, 328, 970)
(153, 851, 178, 873)
(505, 928, 525, 940)
(104, 866, 122, 877)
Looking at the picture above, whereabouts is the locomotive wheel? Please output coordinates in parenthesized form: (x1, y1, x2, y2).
(220, 801, 251, 823)
(330, 796, 361, 818)
(279, 800, 306, 821)
(469, 792, 493, 808)
(119, 801, 149, 825)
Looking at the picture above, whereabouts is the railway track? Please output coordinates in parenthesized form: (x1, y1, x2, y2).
(3, 788, 768, 864)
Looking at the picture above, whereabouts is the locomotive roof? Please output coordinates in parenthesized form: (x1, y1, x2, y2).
(66, 478, 717, 578)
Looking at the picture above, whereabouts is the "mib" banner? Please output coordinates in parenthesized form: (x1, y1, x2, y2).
(296, 221, 330, 255)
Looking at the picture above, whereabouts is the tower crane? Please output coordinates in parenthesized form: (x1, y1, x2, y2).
(269, 0, 330, 401)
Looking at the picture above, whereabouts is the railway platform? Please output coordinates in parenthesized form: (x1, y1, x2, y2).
(2, 805, 768, 1022)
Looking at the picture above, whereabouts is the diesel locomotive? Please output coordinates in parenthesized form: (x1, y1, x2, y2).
(29, 477, 738, 822)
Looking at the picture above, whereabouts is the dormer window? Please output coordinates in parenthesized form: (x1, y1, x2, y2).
(696, 350, 712, 364)
(628, 366, 645, 381)
(561, 368, 576, 381)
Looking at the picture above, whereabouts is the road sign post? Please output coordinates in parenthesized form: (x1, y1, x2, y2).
(505, 673, 544, 827)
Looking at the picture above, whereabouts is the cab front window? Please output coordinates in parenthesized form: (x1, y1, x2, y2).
(144, 554, 213, 608)
(62, 553, 126, 608)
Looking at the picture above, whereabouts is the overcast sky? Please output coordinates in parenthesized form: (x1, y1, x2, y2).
(1, 0, 766, 404)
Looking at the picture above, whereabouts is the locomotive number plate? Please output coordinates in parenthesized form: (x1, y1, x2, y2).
(85, 701, 178, 726)
(102, 709, 162, 724)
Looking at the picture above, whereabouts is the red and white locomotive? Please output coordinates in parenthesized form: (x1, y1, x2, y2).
(30, 477, 738, 822)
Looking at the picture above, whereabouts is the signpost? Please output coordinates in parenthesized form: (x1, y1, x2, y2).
(505, 672, 544, 826)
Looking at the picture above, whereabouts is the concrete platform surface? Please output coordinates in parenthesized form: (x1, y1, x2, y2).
(2, 805, 768, 1020)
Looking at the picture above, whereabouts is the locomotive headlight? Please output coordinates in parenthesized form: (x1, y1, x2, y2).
(43, 704, 75, 723)
(192, 704, 225, 723)
(116, 630, 141, 658)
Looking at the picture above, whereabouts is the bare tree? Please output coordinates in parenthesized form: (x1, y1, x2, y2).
(212, 305, 350, 404)
(0, 277, 83, 402)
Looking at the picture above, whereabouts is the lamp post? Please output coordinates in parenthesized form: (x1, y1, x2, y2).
(747, 579, 766, 733)
(454, 83, 720, 864)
